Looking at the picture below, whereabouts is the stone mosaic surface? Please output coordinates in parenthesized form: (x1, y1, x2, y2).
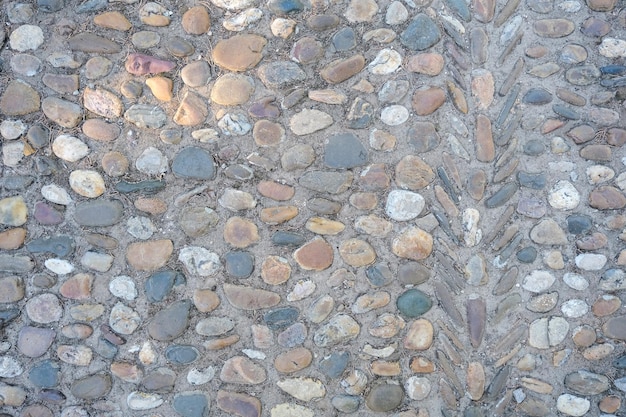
(0, 0, 625, 415)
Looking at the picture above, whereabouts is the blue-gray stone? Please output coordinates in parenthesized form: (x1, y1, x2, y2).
(600, 65, 626, 75)
(516, 247, 537, 263)
(27, 125, 49, 149)
(115, 180, 166, 194)
(146, 270, 179, 303)
(552, 104, 580, 120)
(567, 214, 592, 234)
(76, 0, 107, 13)
(96, 338, 118, 359)
(277, 322, 306, 347)
(408, 124, 440, 153)
(0, 308, 20, 324)
(29, 360, 60, 388)
(172, 147, 216, 180)
(70, 373, 112, 400)
(39, 388, 66, 403)
(319, 351, 349, 378)
(26, 235, 74, 257)
(173, 392, 208, 417)
(224, 251, 254, 278)
(445, 0, 471, 21)
(517, 171, 546, 189)
(35, 156, 60, 176)
(522, 88, 553, 105)
(523, 140, 546, 156)
(264, 307, 299, 330)
(166, 345, 199, 365)
(38, 0, 64, 12)
(268, 0, 305, 14)
(74, 200, 124, 227)
(3, 175, 35, 190)
(272, 231, 306, 246)
(400, 14, 441, 51)
(258, 61, 306, 89)
(324, 133, 368, 169)
(485, 183, 518, 208)
(397, 289, 432, 318)
(464, 405, 485, 417)
(148, 300, 192, 341)
(365, 263, 393, 287)
(332, 395, 361, 413)
(332, 27, 356, 51)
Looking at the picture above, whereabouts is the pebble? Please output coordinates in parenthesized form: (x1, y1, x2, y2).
(69, 170, 105, 198)
(314, 314, 360, 347)
(397, 289, 432, 318)
(0, 79, 40, 115)
(366, 383, 404, 412)
(324, 133, 368, 169)
(10, 25, 44, 51)
(589, 186, 626, 209)
(172, 147, 216, 180)
(401, 14, 441, 50)
(412, 87, 446, 115)
(29, 360, 59, 388)
(575, 253, 607, 270)
(564, 370, 610, 395)
(220, 356, 266, 384)
(320, 55, 365, 84)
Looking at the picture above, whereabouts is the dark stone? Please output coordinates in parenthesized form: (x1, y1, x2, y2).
(517, 172, 546, 189)
(366, 383, 404, 412)
(74, 200, 124, 227)
(26, 235, 73, 257)
(408, 123, 440, 153)
(224, 251, 254, 278)
(76, 0, 107, 13)
(567, 215, 592, 234)
(166, 37, 195, 58)
(516, 247, 537, 263)
(268, 0, 305, 14)
(115, 180, 166, 194)
(166, 345, 199, 365)
(378, 80, 410, 104)
(523, 140, 546, 156)
(148, 300, 192, 341)
(271, 231, 306, 246)
(264, 307, 299, 330)
(70, 373, 112, 399)
(581, 17, 610, 37)
(319, 351, 349, 378)
(397, 288, 432, 318)
(613, 355, 626, 368)
(332, 27, 356, 51)
(34, 156, 60, 175)
(96, 338, 118, 359)
(38, 0, 64, 12)
(33, 202, 64, 225)
(308, 198, 342, 214)
(522, 88, 553, 104)
(307, 14, 340, 31)
(258, 61, 306, 89)
(172, 147, 216, 180)
(223, 164, 254, 181)
(365, 263, 393, 287)
(39, 389, 66, 403)
(553, 104, 580, 120)
(3, 175, 35, 190)
(346, 98, 374, 129)
(173, 392, 209, 417)
(27, 125, 49, 148)
(400, 14, 441, 51)
(146, 270, 180, 302)
(29, 360, 60, 388)
(143, 367, 176, 392)
(324, 133, 368, 169)
(100, 324, 125, 345)
(485, 183, 518, 208)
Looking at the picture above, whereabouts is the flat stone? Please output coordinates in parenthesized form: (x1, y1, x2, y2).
(475, 114, 495, 162)
(260, 206, 298, 224)
(126, 240, 173, 271)
(339, 238, 376, 266)
(258, 61, 306, 89)
(56, 344, 92, 366)
(225, 251, 254, 278)
(270, 403, 314, 417)
(313, 314, 360, 347)
(0, 228, 26, 250)
(589, 186, 626, 209)
(147, 300, 191, 341)
(211, 73, 254, 105)
(10, 25, 44, 51)
(277, 377, 325, 401)
(395, 155, 435, 190)
(253, 120, 285, 146)
(0, 80, 40, 115)
(289, 109, 333, 135)
(82, 119, 119, 142)
(534, 19, 575, 37)
(224, 284, 280, 310)
(221, 356, 266, 384)
(564, 370, 610, 395)
(171, 147, 216, 180)
(223, 217, 259, 248)
(174, 92, 208, 126)
(324, 133, 368, 169)
(401, 14, 441, 50)
(320, 55, 365, 84)
(71, 374, 111, 400)
(412, 87, 446, 115)
(69, 170, 105, 198)
(18, 327, 55, 358)
(397, 289, 432, 318)
(41, 97, 82, 128)
(523, 270, 556, 292)
(52, 135, 89, 162)
(403, 318, 434, 350)
(181, 61, 211, 87)
(182, 5, 211, 34)
(565, 65, 600, 85)
(212, 34, 266, 71)
(217, 390, 261, 417)
(277, 322, 307, 346)
(392, 227, 433, 260)
(299, 171, 352, 194)
(407, 53, 444, 75)
(83, 87, 123, 118)
(293, 238, 334, 271)
(29, 360, 59, 388)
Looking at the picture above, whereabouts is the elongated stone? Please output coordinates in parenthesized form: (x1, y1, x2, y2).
(467, 295, 486, 348)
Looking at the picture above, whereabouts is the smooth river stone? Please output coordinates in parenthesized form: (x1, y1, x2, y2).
(147, 300, 191, 341)
(74, 199, 123, 226)
(212, 34, 266, 71)
(313, 314, 360, 347)
(224, 284, 280, 310)
(534, 19, 575, 37)
(396, 289, 432, 318)
(126, 240, 173, 271)
(400, 14, 441, 50)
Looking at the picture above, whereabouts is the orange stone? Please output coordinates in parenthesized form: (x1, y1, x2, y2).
(212, 34, 267, 72)
(59, 273, 93, 299)
(274, 347, 313, 373)
(126, 239, 173, 271)
(223, 217, 259, 248)
(260, 206, 298, 224)
(0, 228, 26, 249)
(293, 238, 334, 271)
(392, 227, 433, 260)
(410, 356, 435, 373)
(371, 360, 401, 376)
(193, 289, 220, 313)
(182, 5, 211, 35)
(146, 76, 173, 101)
(257, 180, 295, 201)
(253, 120, 285, 146)
(320, 55, 365, 84)
(205, 335, 240, 350)
(412, 87, 445, 115)
(134, 198, 167, 215)
(475, 114, 495, 162)
(261, 256, 291, 285)
(407, 53, 444, 75)
(339, 238, 376, 266)
(94, 11, 132, 31)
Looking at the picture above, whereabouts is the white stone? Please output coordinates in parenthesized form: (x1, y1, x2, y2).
(599, 38, 626, 58)
(9, 25, 44, 51)
(127, 392, 164, 411)
(616, 172, 626, 191)
(385, 189, 425, 221)
(242, 349, 266, 360)
(41, 184, 72, 205)
(218, 113, 252, 136)
(287, 280, 316, 302)
(500, 15, 523, 45)
(385, 1, 409, 24)
(109, 276, 137, 301)
(575, 253, 607, 271)
(363, 344, 396, 357)
(178, 246, 221, 276)
(586, 165, 615, 184)
(368, 49, 402, 74)
(548, 316, 569, 346)
(561, 299, 589, 318)
(529, 317, 549, 349)
(223, 8, 263, 31)
(109, 302, 141, 335)
(2, 142, 24, 167)
(563, 273, 589, 291)
(81, 251, 114, 272)
(69, 170, 105, 198)
(135, 147, 168, 175)
(127, 216, 156, 240)
(0, 120, 26, 140)
(405, 376, 431, 400)
(380, 105, 409, 126)
(191, 128, 219, 142)
(0, 356, 23, 378)
(187, 367, 215, 385)
(463, 208, 482, 247)
(548, 180, 580, 210)
(558, 0, 581, 11)
(557, 394, 590, 416)
(270, 18, 297, 39)
(139, 341, 157, 365)
(277, 377, 326, 401)
(289, 109, 333, 135)
(522, 270, 556, 293)
(45, 258, 75, 275)
(52, 135, 89, 162)
(271, 403, 314, 417)
(210, 0, 255, 10)
(615, 377, 626, 392)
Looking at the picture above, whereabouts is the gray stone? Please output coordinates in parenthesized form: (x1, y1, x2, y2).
(324, 133, 368, 169)
(400, 14, 441, 51)
(172, 147, 216, 180)
(148, 300, 191, 341)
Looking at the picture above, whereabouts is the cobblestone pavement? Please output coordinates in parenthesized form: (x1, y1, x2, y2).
(0, 0, 626, 415)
